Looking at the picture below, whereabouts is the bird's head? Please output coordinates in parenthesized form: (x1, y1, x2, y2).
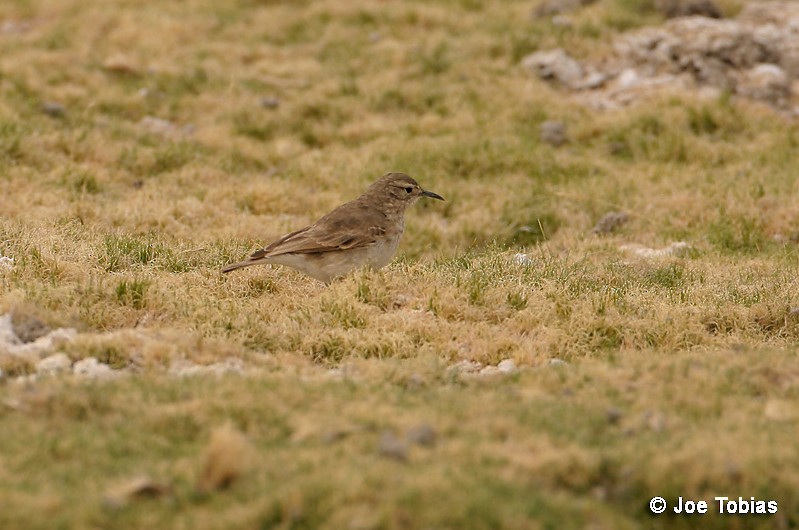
(371, 172, 444, 209)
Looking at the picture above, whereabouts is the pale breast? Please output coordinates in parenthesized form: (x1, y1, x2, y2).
(366, 232, 402, 270)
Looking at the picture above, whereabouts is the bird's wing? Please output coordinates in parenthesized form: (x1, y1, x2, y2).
(252, 201, 388, 258)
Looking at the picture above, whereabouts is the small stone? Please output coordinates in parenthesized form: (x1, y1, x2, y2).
(575, 70, 608, 89)
(497, 359, 517, 374)
(139, 116, 178, 136)
(391, 294, 410, 309)
(104, 475, 171, 509)
(406, 424, 437, 447)
(0, 313, 77, 360)
(533, 0, 597, 18)
(326, 368, 344, 380)
(539, 120, 568, 146)
(592, 211, 630, 235)
(606, 407, 623, 425)
(378, 431, 408, 461)
(103, 54, 139, 75)
(551, 15, 574, 27)
(0, 20, 34, 34)
(11, 311, 50, 344)
(479, 365, 500, 376)
(513, 253, 533, 266)
(725, 461, 742, 481)
(737, 64, 790, 106)
(616, 68, 640, 89)
(320, 428, 353, 445)
(405, 373, 425, 390)
(655, 0, 722, 18)
(73, 357, 117, 379)
(608, 141, 628, 156)
(521, 48, 585, 89)
(620, 241, 691, 259)
(13, 374, 37, 385)
(548, 358, 568, 367)
(41, 101, 66, 118)
(168, 359, 244, 378)
(260, 97, 280, 109)
(478, 360, 517, 376)
(36, 353, 72, 376)
(446, 360, 482, 375)
(0, 256, 13, 270)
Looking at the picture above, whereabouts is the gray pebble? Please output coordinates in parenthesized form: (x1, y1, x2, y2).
(606, 407, 623, 425)
(260, 97, 280, 109)
(11, 311, 50, 344)
(592, 211, 629, 235)
(36, 353, 72, 376)
(406, 424, 437, 447)
(41, 101, 66, 118)
(540, 120, 568, 147)
(378, 431, 408, 461)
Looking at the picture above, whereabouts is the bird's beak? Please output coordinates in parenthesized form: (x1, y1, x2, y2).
(422, 190, 445, 201)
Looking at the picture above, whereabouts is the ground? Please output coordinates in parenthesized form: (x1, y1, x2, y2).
(1, 0, 799, 528)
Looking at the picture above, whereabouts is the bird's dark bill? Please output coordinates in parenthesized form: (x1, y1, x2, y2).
(422, 190, 445, 201)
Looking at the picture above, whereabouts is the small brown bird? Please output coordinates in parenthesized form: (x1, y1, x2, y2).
(222, 172, 444, 283)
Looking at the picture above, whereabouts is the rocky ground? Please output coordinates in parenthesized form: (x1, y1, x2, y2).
(525, 1, 799, 112)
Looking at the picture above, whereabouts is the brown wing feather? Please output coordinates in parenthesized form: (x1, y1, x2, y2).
(260, 201, 387, 257)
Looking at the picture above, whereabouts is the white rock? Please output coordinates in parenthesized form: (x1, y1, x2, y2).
(513, 253, 533, 265)
(0, 313, 77, 360)
(0, 256, 13, 270)
(36, 353, 72, 376)
(447, 360, 482, 375)
(168, 358, 245, 377)
(73, 357, 118, 379)
(548, 358, 569, 366)
(522, 48, 585, 89)
(13, 374, 38, 385)
(617, 68, 640, 89)
(737, 63, 790, 105)
(479, 365, 500, 376)
(13, 328, 77, 359)
(551, 15, 573, 27)
(478, 359, 517, 376)
(576, 69, 608, 90)
(573, 4, 799, 109)
(540, 120, 568, 146)
(497, 359, 517, 374)
(0, 313, 19, 346)
(619, 241, 691, 259)
(138, 116, 194, 138)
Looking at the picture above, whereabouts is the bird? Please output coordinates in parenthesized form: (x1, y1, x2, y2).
(221, 172, 444, 283)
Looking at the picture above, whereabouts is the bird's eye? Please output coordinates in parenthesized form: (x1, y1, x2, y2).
(404, 187, 413, 193)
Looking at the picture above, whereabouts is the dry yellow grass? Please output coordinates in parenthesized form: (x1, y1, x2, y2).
(1, 0, 798, 528)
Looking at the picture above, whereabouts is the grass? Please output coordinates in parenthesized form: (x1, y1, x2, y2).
(0, 0, 797, 528)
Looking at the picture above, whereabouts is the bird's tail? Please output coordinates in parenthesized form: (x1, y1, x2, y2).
(221, 257, 262, 273)
(222, 247, 272, 273)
